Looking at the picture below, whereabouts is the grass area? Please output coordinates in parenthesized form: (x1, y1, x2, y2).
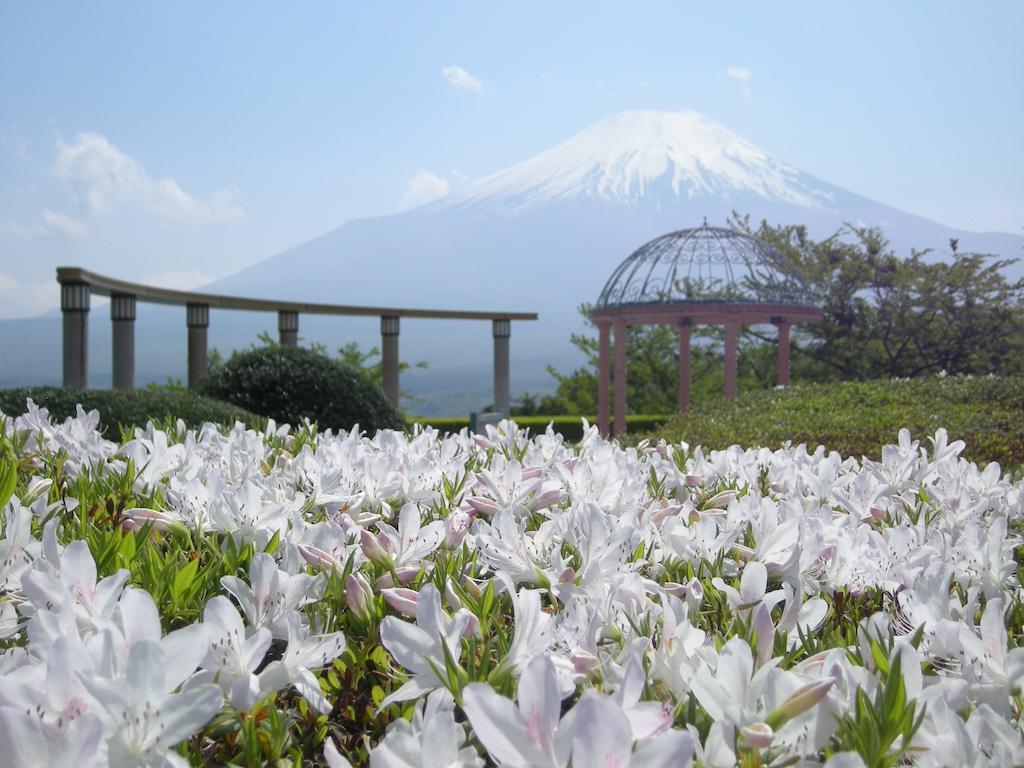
(641, 374, 1024, 470)
(0, 386, 257, 434)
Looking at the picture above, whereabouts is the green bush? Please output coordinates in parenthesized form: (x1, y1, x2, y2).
(643, 374, 1024, 470)
(198, 345, 403, 433)
(411, 414, 672, 442)
(0, 387, 255, 433)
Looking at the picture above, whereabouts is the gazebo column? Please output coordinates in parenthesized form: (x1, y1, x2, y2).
(724, 321, 738, 400)
(278, 310, 299, 348)
(186, 303, 209, 389)
(381, 315, 400, 407)
(60, 281, 90, 389)
(678, 319, 691, 413)
(492, 319, 511, 415)
(613, 319, 627, 435)
(775, 318, 791, 388)
(110, 294, 136, 390)
(597, 322, 611, 436)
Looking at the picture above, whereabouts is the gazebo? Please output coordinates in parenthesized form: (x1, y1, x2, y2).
(590, 222, 823, 436)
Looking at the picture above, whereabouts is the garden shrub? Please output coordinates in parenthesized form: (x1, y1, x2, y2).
(0, 387, 255, 433)
(198, 345, 403, 433)
(644, 374, 1024, 470)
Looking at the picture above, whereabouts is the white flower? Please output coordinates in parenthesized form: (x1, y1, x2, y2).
(198, 596, 272, 710)
(370, 690, 483, 768)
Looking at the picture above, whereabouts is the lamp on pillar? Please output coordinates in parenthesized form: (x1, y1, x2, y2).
(186, 303, 210, 389)
(678, 318, 691, 413)
(613, 319, 627, 434)
(60, 281, 90, 389)
(492, 318, 511, 415)
(278, 310, 299, 348)
(723, 322, 738, 399)
(110, 294, 136, 390)
(597, 323, 611, 436)
(380, 315, 400, 407)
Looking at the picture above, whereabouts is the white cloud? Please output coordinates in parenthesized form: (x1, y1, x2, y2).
(52, 132, 245, 226)
(400, 170, 451, 209)
(441, 65, 483, 93)
(1, 208, 88, 240)
(726, 66, 752, 98)
(0, 273, 57, 318)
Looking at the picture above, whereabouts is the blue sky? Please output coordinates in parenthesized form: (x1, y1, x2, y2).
(1, 2, 1021, 317)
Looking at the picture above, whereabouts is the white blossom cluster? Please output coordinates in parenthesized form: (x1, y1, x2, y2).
(1, 400, 1022, 767)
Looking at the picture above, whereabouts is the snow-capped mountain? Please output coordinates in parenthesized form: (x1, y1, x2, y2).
(2, 110, 1020, 413)
(440, 110, 835, 212)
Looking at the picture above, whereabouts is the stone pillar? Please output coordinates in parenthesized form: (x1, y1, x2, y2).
(597, 323, 611, 436)
(724, 321, 738, 400)
(186, 303, 210, 389)
(381, 315, 400, 407)
(678, 319, 691, 413)
(775, 319, 791, 388)
(278, 310, 299, 348)
(110, 294, 136, 390)
(492, 319, 511, 415)
(60, 281, 90, 389)
(613, 319, 627, 435)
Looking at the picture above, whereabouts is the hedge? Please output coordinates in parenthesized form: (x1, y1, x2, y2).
(0, 387, 256, 434)
(641, 374, 1024, 470)
(410, 414, 672, 442)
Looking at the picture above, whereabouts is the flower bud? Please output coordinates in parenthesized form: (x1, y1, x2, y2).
(686, 577, 704, 613)
(466, 496, 499, 517)
(738, 722, 774, 750)
(444, 579, 464, 611)
(299, 544, 343, 572)
(445, 510, 471, 548)
(766, 678, 835, 729)
(345, 573, 374, 620)
(382, 587, 419, 616)
(571, 649, 600, 675)
(663, 581, 687, 598)
(360, 528, 391, 565)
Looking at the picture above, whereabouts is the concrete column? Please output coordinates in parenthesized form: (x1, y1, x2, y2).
(492, 319, 511, 415)
(278, 310, 299, 348)
(381, 315, 400, 407)
(60, 281, 90, 389)
(186, 303, 210, 389)
(776, 320, 791, 388)
(597, 323, 611, 436)
(613, 319, 627, 435)
(678, 319, 691, 413)
(110, 294, 136, 390)
(724, 321, 738, 400)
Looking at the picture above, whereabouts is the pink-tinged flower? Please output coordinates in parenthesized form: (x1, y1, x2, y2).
(345, 573, 374, 621)
(382, 587, 419, 616)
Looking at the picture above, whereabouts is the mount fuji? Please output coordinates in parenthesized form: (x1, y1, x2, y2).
(2, 111, 1020, 413)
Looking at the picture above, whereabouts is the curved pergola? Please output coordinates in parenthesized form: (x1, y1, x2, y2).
(589, 223, 823, 436)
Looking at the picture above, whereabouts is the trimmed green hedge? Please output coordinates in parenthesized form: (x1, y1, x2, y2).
(642, 375, 1024, 470)
(0, 387, 256, 434)
(411, 414, 672, 442)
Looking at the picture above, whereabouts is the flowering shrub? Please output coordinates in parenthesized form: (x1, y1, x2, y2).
(0, 398, 1022, 767)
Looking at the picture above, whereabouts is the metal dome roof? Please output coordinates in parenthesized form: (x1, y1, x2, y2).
(596, 222, 817, 309)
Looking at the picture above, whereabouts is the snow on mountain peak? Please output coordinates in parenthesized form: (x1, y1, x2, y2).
(444, 110, 834, 213)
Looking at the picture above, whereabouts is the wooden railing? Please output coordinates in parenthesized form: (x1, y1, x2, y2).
(57, 267, 538, 411)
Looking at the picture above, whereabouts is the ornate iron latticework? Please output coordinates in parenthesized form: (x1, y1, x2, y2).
(596, 222, 816, 308)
